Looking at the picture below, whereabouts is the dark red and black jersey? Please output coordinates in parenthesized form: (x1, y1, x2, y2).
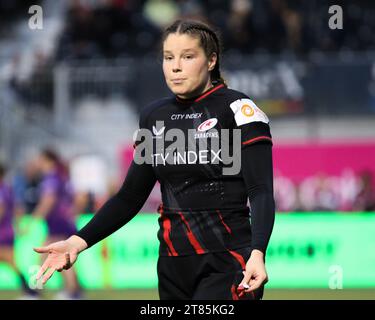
(135, 83, 273, 256)
(76, 83, 275, 258)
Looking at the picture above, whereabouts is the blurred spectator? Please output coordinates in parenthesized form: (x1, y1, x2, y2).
(143, 0, 180, 29)
(13, 158, 41, 216)
(3, 0, 375, 60)
(353, 170, 375, 212)
(177, 0, 206, 21)
(337, 169, 359, 211)
(30, 147, 83, 299)
(313, 173, 340, 211)
(224, 0, 257, 54)
(261, 0, 288, 53)
(0, 162, 40, 299)
(274, 172, 298, 212)
(52, 0, 375, 60)
(273, 169, 375, 213)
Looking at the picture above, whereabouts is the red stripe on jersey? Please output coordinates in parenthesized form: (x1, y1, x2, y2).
(242, 136, 272, 146)
(216, 210, 232, 234)
(159, 204, 178, 256)
(228, 250, 246, 270)
(231, 285, 239, 300)
(178, 212, 205, 254)
(162, 219, 178, 256)
(175, 84, 225, 103)
(195, 84, 225, 102)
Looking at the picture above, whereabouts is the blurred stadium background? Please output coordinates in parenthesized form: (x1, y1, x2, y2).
(0, 0, 375, 300)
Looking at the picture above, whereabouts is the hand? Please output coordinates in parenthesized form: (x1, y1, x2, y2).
(238, 249, 268, 297)
(33, 235, 87, 285)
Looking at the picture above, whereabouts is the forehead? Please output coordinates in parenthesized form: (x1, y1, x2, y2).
(163, 33, 202, 52)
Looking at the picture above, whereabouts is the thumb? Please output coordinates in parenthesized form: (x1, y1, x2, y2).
(33, 246, 51, 253)
(239, 270, 251, 288)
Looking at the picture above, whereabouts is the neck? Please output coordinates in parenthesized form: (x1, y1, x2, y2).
(176, 79, 213, 100)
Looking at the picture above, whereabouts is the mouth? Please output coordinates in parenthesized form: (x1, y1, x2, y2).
(171, 78, 186, 84)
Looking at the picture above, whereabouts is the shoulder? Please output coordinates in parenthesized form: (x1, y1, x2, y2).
(223, 87, 269, 126)
(220, 87, 249, 102)
(41, 174, 59, 189)
(139, 97, 174, 128)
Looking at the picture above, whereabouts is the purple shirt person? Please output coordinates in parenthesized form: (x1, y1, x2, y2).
(0, 182, 14, 246)
(32, 149, 82, 299)
(32, 149, 77, 238)
(39, 170, 76, 237)
(0, 164, 40, 298)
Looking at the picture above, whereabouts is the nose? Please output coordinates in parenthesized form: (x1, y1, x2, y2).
(172, 58, 182, 73)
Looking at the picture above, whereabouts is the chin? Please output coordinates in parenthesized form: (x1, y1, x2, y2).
(170, 85, 188, 96)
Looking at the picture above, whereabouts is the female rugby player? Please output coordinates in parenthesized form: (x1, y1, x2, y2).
(34, 20, 275, 300)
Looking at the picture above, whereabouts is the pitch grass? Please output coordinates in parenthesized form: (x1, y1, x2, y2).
(0, 289, 374, 300)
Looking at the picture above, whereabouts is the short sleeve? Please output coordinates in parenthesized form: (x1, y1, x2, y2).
(229, 98, 273, 148)
(40, 176, 58, 196)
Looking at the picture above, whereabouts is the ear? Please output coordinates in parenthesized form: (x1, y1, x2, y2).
(208, 52, 218, 71)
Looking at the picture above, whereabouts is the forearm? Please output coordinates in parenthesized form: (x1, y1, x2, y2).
(75, 190, 149, 248)
(32, 196, 56, 219)
(32, 206, 49, 220)
(249, 192, 275, 254)
(241, 142, 275, 255)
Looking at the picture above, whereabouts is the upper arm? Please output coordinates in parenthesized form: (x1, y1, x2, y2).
(241, 142, 274, 192)
(117, 160, 157, 200)
(228, 97, 274, 197)
(229, 97, 273, 148)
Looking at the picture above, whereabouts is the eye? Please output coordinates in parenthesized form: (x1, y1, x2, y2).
(164, 56, 173, 61)
(184, 55, 194, 60)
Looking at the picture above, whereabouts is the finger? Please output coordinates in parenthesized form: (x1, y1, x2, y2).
(238, 270, 251, 288)
(33, 246, 51, 254)
(239, 283, 250, 290)
(237, 284, 249, 298)
(55, 253, 71, 272)
(56, 260, 66, 273)
(36, 261, 50, 280)
(64, 252, 71, 269)
(42, 267, 56, 284)
(246, 277, 265, 292)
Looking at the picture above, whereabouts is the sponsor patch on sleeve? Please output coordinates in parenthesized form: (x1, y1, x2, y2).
(229, 98, 269, 126)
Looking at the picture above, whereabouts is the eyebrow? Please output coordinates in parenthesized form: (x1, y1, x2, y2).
(163, 48, 197, 54)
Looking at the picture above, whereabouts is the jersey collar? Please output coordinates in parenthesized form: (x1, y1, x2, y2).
(175, 83, 225, 104)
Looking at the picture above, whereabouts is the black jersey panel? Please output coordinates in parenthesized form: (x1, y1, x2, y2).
(132, 84, 274, 256)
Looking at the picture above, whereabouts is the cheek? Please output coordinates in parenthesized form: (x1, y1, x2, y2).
(187, 60, 206, 79)
(162, 63, 169, 78)
(193, 63, 209, 84)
